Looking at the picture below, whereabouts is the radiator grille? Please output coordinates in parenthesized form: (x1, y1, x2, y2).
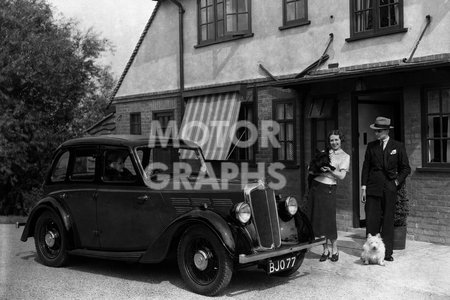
(249, 188, 281, 249)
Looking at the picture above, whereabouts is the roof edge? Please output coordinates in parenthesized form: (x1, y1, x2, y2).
(108, 2, 162, 106)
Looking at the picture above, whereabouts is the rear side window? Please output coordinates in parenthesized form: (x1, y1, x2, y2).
(70, 149, 97, 182)
(50, 151, 70, 182)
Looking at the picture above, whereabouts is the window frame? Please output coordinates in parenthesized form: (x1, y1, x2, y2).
(347, 0, 406, 42)
(130, 112, 142, 135)
(227, 102, 256, 163)
(273, 99, 297, 165)
(196, 0, 253, 47)
(67, 148, 98, 183)
(421, 86, 450, 169)
(280, 0, 310, 30)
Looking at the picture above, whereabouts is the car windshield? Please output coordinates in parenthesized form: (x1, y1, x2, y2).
(135, 146, 208, 182)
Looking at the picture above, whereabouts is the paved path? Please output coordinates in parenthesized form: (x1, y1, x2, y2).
(1, 224, 449, 299)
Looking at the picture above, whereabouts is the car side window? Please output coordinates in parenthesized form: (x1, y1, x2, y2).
(69, 149, 97, 182)
(103, 149, 137, 182)
(50, 151, 70, 182)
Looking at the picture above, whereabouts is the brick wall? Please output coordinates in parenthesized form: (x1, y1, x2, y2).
(404, 85, 450, 244)
(115, 97, 179, 135)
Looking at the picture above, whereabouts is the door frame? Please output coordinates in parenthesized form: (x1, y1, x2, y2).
(351, 88, 405, 228)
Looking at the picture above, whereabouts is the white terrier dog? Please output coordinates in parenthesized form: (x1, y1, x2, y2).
(361, 233, 386, 266)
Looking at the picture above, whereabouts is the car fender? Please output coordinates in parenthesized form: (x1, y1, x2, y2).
(20, 197, 71, 242)
(139, 209, 236, 264)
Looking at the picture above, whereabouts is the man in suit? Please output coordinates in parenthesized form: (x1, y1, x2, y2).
(361, 116, 411, 261)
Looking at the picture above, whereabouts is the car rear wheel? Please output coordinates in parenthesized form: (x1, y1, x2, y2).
(273, 250, 306, 277)
(177, 225, 233, 296)
(34, 210, 68, 267)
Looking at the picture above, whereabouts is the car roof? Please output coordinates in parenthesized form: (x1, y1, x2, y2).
(60, 135, 200, 148)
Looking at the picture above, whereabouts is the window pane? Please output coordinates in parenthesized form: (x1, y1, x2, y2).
(428, 90, 440, 114)
(51, 151, 69, 182)
(201, 24, 207, 41)
(237, 13, 248, 31)
(445, 139, 449, 163)
(286, 142, 294, 160)
(217, 2, 224, 20)
(217, 20, 224, 37)
(226, 0, 237, 14)
(296, 0, 306, 20)
(207, 6, 215, 22)
(279, 123, 286, 140)
(428, 116, 439, 138)
(286, 123, 294, 141)
(355, 10, 373, 32)
(201, 8, 207, 23)
(207, 0, 213, 5)
(286, 2, 296, 21)
(276, 103, 284, 120)
(443, 89, 450, 113)
(201, 0, 206, 7)
(226, 15, 236, 32)
(444, 115, 450, 138)
(285, 103, 293, 119)
(428, 139, 442, 163)
(208, 23, 215, 39)
(237, 0, 248, 13)
(355, 0, 372, 10)
(72, 152, 96, 181)
(279, 143, 285, 160)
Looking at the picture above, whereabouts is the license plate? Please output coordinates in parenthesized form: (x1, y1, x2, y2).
(267, 255, 296, 274)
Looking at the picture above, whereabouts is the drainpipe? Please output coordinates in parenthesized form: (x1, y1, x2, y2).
(167, 0, 185, 122)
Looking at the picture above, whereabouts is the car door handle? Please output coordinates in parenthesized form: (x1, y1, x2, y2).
(137, 195, 149, 204)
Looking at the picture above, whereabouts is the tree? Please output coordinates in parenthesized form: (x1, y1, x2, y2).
(0, 0, 115, 214)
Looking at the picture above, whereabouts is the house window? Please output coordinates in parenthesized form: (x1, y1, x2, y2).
(153, 110, 174, 132)
(310, 97, 337, 152)
(130, 112, 141, 135)
(348, 0, 405, 41)
(228, 103, 255, 161)
(198, 0, 251, 45)
(282, 0, 309, 28)
(273, 100, 296, 163)
(422, 87, 450, 167)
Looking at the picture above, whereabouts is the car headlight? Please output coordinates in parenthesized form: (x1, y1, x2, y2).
(285, 196, 298, 216)
(235, 202, 251, 224)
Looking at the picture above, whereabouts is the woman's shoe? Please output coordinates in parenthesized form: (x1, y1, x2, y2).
(319, 251, 330, 262)
(330, 252, 339, 262)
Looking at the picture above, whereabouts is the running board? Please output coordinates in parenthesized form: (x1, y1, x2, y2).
(69, 249, 144, 262)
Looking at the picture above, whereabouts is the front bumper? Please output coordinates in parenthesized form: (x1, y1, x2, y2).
(238, 237, 325, 264)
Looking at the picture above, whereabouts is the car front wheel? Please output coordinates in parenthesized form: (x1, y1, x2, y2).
(34, 210, 68, 267)
(177, 225, 233, 296)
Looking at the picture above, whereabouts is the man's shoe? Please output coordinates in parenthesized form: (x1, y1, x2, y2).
(330, 252, 339, 262)
(384, 255, 394, 262)
(319, 251, 330, 262)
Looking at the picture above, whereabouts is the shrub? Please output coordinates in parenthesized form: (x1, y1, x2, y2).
(394, 184, 409, 227)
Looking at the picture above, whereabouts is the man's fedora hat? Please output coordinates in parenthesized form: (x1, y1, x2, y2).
(370, 116, 394, 130)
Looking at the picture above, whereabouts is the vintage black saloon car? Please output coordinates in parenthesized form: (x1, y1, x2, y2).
(21, 135, 324, 295)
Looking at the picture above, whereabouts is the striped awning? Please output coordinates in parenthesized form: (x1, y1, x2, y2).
(180, 92, 241, 160)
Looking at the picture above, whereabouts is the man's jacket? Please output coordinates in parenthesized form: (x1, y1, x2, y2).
(361, 139, 411, 197)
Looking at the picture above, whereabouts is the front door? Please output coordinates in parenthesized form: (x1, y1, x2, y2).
(354, 91, 402, 227)
(96, 147, 165, 251)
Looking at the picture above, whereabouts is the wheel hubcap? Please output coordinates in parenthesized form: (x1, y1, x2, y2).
(44, 230, 58, 248)
(193, 250, 209, 271)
